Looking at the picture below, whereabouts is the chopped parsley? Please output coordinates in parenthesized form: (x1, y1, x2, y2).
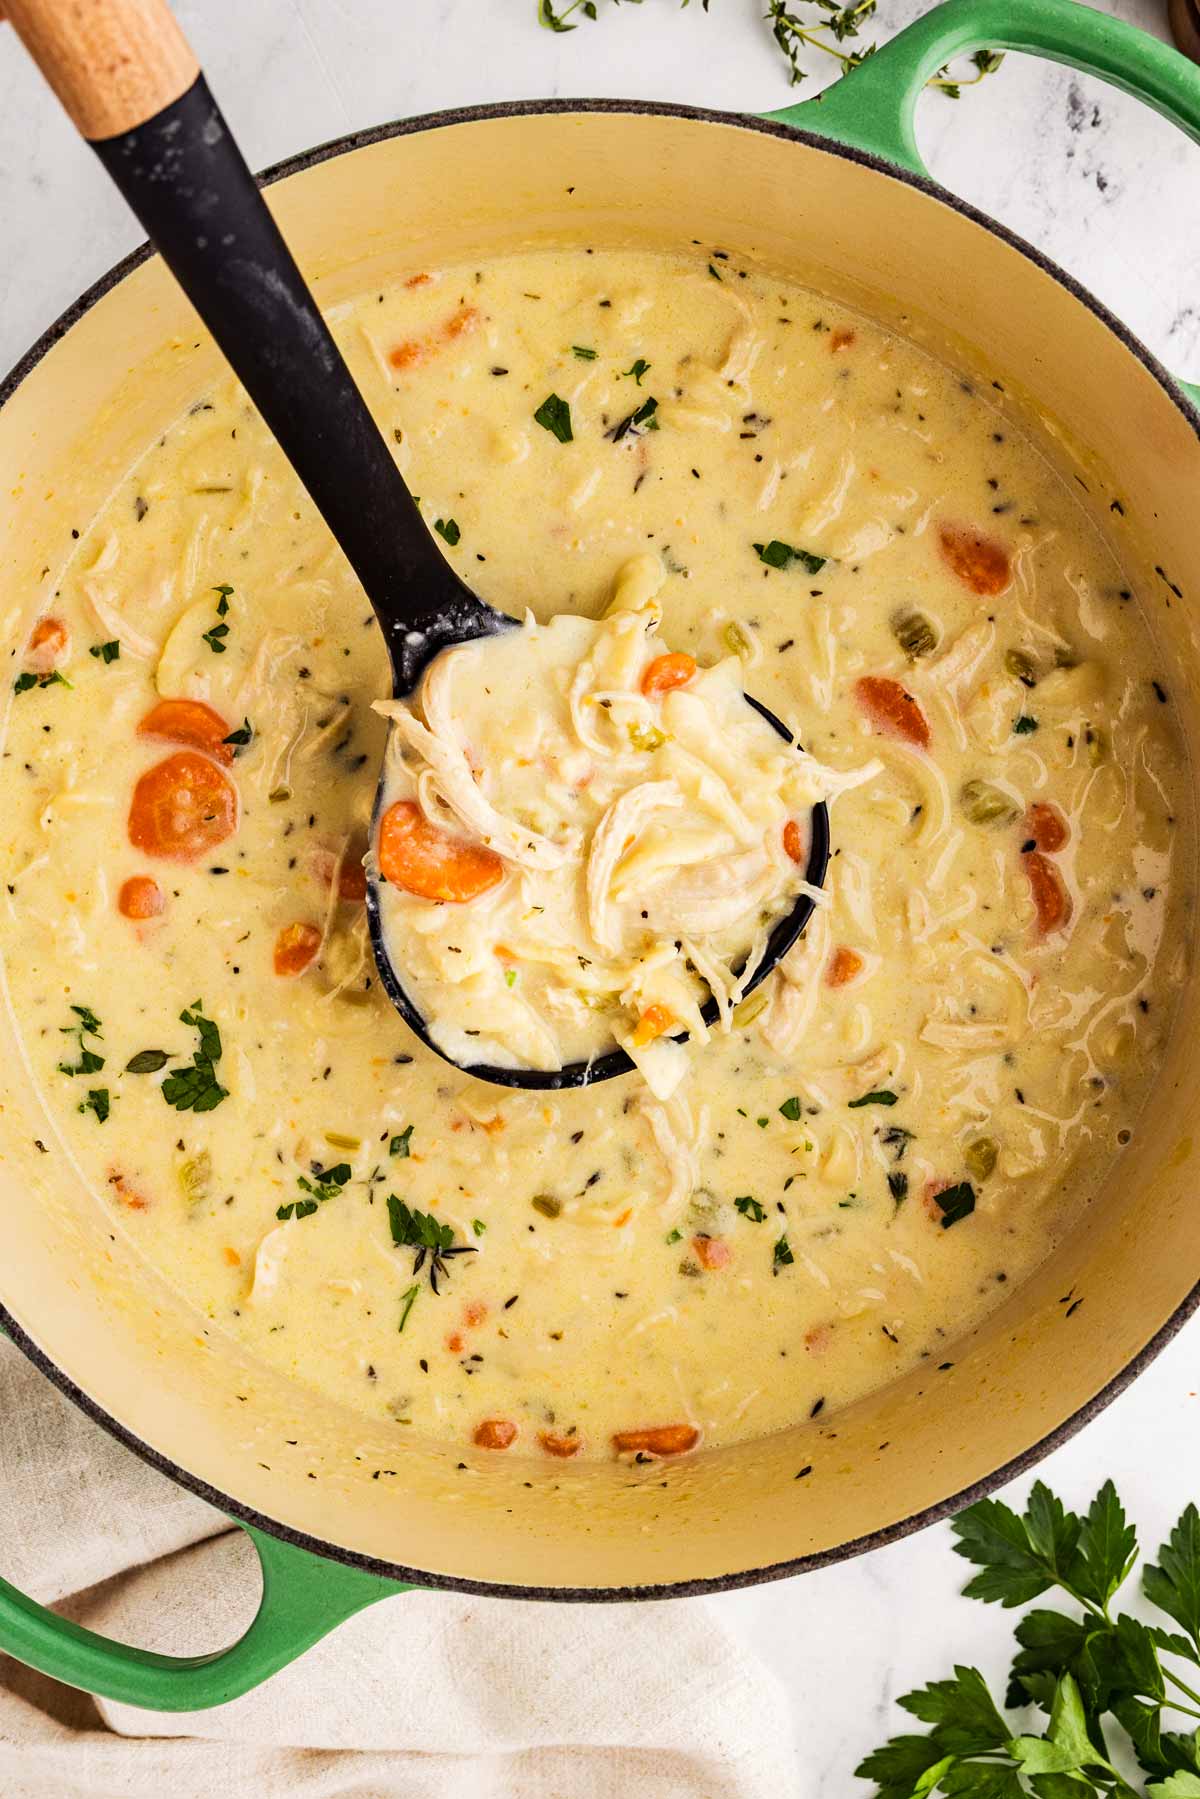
(504, 968, 517, 988)
(773, 1233, 795, 1271)
(779, 1096, 803, 1121)
(221, 717, 253, 751)
(434, 517, 461, 546)
(753, 539, 827, 575)
(1013, 714, 1039, 735)
(160, 1000, 229, 1113)
(472, 1218, 487, 1236)
(665, 1227, 683, 1244)
(387, 1195, 476, 1292)
(622, 357, 650, 384)
(78, 1088, 111, 1123)
(15, 670, 72, 694)
(398, 1283, 420, 1333)
(89, 640, 120, 663)
(58, 1005, 104, 1077)
(848, 1089, 898, 1109)
(534, 393, 573, 443)
(888, 1171, 909, 1205)
(202, 585, 232, 654)
(708, 262, 722, 280)
(610, 395, 658, 442)
(735, 1195, 766, 1222)
(389, 1125, 413, 1158)
(570, 344, 598, 360)
(277, 1160, 352, 1220)
(125, 1049, 169, 1075)
(933, 1181, 976, 1228)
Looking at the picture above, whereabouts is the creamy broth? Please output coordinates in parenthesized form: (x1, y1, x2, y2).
(1, 247, 1187, 1463)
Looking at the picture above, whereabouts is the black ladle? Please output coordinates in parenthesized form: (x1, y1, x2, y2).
(12, 0, 829, 1089)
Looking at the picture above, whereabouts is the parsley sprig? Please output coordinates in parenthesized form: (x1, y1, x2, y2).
(858, 1480, 1200, 1797)
(57, 1005, 104, 1077)
(387, 1196, 476, 1293)
(277, 1160, 352, 1221)
(161, 1001, 229, 1113)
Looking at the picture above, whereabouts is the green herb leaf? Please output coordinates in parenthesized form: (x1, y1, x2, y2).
(665, 1227, 682, 1244)
(472, 1218, 487, 1236)
(735, 1195, 766, 1222)
(202, 621, 229, 654)
(434, 517, 461, 546)
(161, 1000, 228, 1113)
(571, 344, 598, 359)
(1150, 1775, 1200, 1796)
(222, 717, 253, 750)
(707, 262, 722, 280)
(125, 1049, 170, 1075)
(13, 671, 37, 694)
(1014, 714, 1039, 735)
(1145, 1506, 1200, 1653)
(622, 357, 650, 383)
(390, 1125, 414, 1158)
(849, 1089, 898, 1109)
(1075, 1480, 1138, 1609)
(855, 1736, 957, 1792)
(534, 393, 574, 442)
(89, 640, 121, 663)
(934, 1181, 975, 1228)
(888, 1170, 909, 1205)
(772, 1233, 794, 1270)
(898, 1664, 1011, 1755)
(57, 1005, 105, 1077)
(753, 539, 827, 575)
(398, 1283, 420, 1333)
(386, 1195, 476, 1292)
(779, 1096, 802, 1120)
(78, 1088, 111, 1122)
(504, 967, 517, 987)
(610, 395, 658, 442)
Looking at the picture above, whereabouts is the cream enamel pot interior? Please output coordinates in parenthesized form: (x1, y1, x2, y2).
(3, 0, 1200, 1711)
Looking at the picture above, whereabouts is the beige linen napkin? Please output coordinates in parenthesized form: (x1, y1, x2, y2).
(0, 1339, 799, 1797)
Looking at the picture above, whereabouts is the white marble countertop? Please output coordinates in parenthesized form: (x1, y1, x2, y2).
(2, 0, 1200, 1786)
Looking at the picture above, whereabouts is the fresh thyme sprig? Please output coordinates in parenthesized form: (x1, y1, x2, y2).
(536, 0, 1002, 100)
(387, 1195, 477, 1293)
(858, 1479, 1200, 1797)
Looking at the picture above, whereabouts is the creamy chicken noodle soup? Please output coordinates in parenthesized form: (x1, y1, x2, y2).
(375, 590, 860, 1088)
(2, 247, 1187, 1464)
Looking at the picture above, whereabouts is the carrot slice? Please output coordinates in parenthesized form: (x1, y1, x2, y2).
(128, 751, 237, 863)
(274, 922, 321, 977)
(641, 652, 696, 696)
(473, 1419, 517, 1450)
(1025, 802, 1069, 854)
(138, 698, 234, 765)
(631, 1003, 674, 1049)
(937, 523, 1011, 596)
(118, 874, 165, 920)
(693, 1235, 731, 1271)
(539, 1431, 583, 1458)
(855, 676, 930, 749)
(826, 946, 864, 987)
(377, 800, 503, 902)
(782, 819, 807, 863)
(26, 615, 69, 672)
(612, 1424, 700, 1457)
(1026, 850, 1072, 936)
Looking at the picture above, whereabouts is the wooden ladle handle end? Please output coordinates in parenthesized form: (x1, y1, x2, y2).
(5, 0, 198, 140)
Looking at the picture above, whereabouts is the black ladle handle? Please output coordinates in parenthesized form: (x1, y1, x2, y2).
(7, 0, 472, 646)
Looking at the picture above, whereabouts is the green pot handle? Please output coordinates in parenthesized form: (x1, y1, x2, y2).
(0, 1515, 409, 1710)
(765, 0, 1200, 411)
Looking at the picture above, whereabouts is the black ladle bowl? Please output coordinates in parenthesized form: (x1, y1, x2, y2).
(86, 70, 830, 1089)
